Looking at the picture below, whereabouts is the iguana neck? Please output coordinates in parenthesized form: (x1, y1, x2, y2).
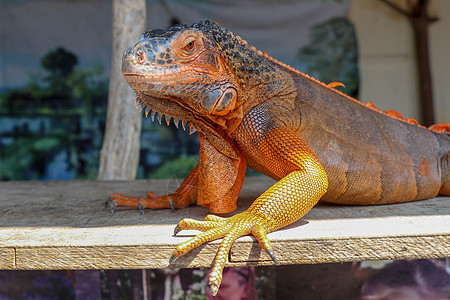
(197, 22, 297, 115)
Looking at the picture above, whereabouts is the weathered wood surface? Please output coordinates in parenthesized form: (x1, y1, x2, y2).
(0, 178, 448, 270)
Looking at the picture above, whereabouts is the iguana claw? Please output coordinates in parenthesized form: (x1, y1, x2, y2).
(138, 202, 145, 214)
(173, 224, 182, 236)
(266, 248, 279, 266)
(209, 282, 220, 297)
(168, 254, 177, 265)
(109, 201, 117, 214)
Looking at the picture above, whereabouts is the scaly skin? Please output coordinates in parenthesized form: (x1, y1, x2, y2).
(113, 21, 450, 295)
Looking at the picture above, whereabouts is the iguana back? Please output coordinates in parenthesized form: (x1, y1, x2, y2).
(287, 72, 450, 204)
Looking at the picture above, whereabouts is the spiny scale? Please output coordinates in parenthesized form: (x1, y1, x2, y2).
(135, 97, 200, 134)
(134, 97, 146, 112)
(173, 117, 180, 128)
(134, 95, 203, 134)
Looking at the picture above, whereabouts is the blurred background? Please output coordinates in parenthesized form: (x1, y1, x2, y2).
(3, 0, 449, 181)
(1, 0, 449, 299)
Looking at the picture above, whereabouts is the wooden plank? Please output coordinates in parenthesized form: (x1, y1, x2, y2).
(0, 179, 448, 270)
(2, 226, 218, 270)
(0, 248, 15, 269)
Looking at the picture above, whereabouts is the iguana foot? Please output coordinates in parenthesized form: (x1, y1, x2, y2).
(108, 166, 199, 213)
(169, 212, 278, 296)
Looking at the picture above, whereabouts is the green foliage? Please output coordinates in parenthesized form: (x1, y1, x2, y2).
(1, 46, 107, 180)
(40, 47, 78, 99)
(41, 47, 78, 76)
(150, 155, 198, 179)
(67, 63, 108, 125)
(68, 64, 105, 99)
(1, 47, 107, 115)
(1, 136, 64, 180)
(297, 17, 359, 97)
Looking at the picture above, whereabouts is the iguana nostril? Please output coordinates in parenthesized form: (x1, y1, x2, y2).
(135, 50, 146, 64)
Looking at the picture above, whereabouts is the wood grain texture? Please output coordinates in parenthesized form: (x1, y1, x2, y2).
(0, 178, 448, 270)
(0, 249, 14, 269)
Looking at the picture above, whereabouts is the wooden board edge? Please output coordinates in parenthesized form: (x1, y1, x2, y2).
(231, 234, 450, 265)
(0, 248, 15, 269)
(3, 234, 448, 270)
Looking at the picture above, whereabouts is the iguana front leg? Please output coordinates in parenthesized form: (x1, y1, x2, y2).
(109, 130, 246, 213)
(171, 126, 328, 295)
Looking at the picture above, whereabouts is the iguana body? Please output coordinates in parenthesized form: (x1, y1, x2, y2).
(114, 21, 450, 295)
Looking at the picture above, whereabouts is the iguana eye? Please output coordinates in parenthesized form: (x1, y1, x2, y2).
(182, 36, 196, 53)
(183, 41, 194, 52)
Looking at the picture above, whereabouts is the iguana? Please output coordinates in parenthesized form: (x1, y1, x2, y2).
(112, 21, 450, 295)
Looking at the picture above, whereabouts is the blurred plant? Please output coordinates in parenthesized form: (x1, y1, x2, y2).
(41, 47, 78, 76)
(150, 155, 198, 179)
(1, 137, 63, 180)
(0, 47, 107, 180)
(1, 47, 107, 115)
(297, 17, 359, 98)
(41, 47, 78, 99)
(68, 63, 108, 125)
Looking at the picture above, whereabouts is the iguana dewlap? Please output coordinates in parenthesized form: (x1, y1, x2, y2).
(113, 21, 450, 295)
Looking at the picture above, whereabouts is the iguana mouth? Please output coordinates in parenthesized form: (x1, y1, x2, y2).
(122, 58, 192, 85)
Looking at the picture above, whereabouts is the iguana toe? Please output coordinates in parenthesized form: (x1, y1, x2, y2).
(171, 211, 276, 293)
(109, 192, 179, 211)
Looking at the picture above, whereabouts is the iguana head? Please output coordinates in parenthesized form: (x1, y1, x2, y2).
(122, 21, 290, 157)
(123, 22, 241, 126)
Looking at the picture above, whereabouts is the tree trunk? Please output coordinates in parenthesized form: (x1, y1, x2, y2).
(98, 0, 146, 180)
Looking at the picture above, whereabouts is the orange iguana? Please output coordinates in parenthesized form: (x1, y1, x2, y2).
(112, 21, 450, 295)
